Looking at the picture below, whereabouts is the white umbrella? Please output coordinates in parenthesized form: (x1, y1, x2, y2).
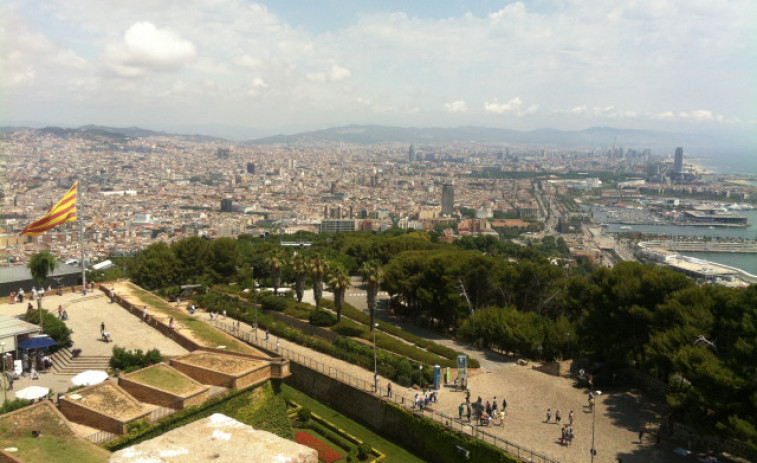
(14, 385, 50, 400)
(71, 370, 109, 386)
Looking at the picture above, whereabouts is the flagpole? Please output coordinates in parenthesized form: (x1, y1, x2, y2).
(79, 178, 87, 295)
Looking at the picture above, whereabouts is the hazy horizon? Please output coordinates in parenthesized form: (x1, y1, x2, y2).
(3, 1, 755, 136)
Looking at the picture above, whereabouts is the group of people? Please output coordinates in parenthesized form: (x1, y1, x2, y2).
(545, 408, 576, 425)
(458, 391, 508, 426)
(546, 408, 577, 446)
(414, 390, 438, 411)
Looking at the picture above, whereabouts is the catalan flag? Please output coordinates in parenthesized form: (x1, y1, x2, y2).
(20, 181, 78, 236)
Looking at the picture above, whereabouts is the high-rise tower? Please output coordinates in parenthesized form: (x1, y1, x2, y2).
(674, 147, 683, 173)
(441, 183, 454, 216)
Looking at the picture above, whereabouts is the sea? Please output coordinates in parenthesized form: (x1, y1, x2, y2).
(599, 150, 757, 276)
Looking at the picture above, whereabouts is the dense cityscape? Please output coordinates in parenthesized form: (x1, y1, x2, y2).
(2, 126, 756, 286)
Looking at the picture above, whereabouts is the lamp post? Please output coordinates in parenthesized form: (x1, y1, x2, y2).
(251, 266, 257, 341)
(1, 342, 6, 405)
(373, 323, 378, 392)
(591, 390, 602, 463)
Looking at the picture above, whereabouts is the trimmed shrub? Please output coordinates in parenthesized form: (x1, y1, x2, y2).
(309, 310, 337, 327)
(297, 407, 312, 422)
(261, 294, 288, 312)
(357, 442, 372, 459)
(110, 346, 163, 371)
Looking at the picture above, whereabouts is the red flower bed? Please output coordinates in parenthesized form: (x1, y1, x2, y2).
(295, 431, 342, 463)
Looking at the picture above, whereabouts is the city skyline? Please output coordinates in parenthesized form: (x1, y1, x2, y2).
(2, 0, 756, 138)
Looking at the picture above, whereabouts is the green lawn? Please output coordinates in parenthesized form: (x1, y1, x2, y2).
(127, 284, 253, 353)
(279, 383, 423, 463)
(127, 364, 201, 395)
(0, 404, 110, 463)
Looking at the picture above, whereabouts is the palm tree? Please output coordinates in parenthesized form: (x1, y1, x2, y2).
(309, 256, 328, 310)
(328, 267, 351, 322)
(266, 249, 286, 295)
(27, 250, 57, 329)
(291, 254, 307, 303)
(360, 260, 383, 331)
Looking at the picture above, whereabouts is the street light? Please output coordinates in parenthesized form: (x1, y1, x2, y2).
(1, 342, 6, 405)
(373, 323, 379, 392)
(251, 266, 257, 341)
(591, 390, 602, 463)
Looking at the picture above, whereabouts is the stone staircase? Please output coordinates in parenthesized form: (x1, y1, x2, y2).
(51, 347, 111, 375)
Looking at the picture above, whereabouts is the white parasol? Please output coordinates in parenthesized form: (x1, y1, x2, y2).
(71, 370, 109, 386)
(14, 385, 50, 400)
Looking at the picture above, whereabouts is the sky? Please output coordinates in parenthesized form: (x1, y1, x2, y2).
(2, 0, 756, 137)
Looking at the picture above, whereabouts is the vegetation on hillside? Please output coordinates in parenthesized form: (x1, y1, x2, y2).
(122, 230, 757, 447)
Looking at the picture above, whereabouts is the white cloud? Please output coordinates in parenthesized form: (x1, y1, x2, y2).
(444, 100, 468, 113)
(307, 64, 352, 83)
(484, 97, 538, 116)
(3, 0, 753, 132)
(679, 109, 715, 122)
(104, 22, 196, 77)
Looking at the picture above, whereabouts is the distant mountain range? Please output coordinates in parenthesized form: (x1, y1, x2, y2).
(1, 123, 747, 155)
(246, 125, 731, 153)
(0, 125, 223, 142)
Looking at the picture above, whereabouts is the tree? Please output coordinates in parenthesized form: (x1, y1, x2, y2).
(309, 256, 328, 310)
(360, 260, 383, 331)
(208, 237, 240, 284)
(328, 266, 351, 322)
(266, 249, 287, 295)
(27, 250, 57, 328)
(28, 250, 57, 290)
(128, 242, 180, 289)
(171, 237, 211, 283)
(291, 254, 307, 303)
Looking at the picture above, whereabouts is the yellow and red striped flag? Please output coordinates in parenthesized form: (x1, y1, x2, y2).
(20, 181, 78, 236)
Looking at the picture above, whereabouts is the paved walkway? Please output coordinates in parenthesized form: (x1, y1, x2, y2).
(0, 287, 188, 405)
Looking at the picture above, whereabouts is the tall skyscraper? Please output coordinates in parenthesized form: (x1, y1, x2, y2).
(441, 183, 454, 216)
(220, 198, 233, 212)
(674, 147, 683, 173)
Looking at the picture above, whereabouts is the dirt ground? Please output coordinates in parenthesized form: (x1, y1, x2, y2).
(178, 351, 264, 374)
(74, 381, 152, 418)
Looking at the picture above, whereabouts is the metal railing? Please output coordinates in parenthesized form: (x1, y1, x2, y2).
(212, 319, 561, 463)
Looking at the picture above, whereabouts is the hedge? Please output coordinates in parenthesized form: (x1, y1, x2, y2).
(379, 401, 518, 463)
